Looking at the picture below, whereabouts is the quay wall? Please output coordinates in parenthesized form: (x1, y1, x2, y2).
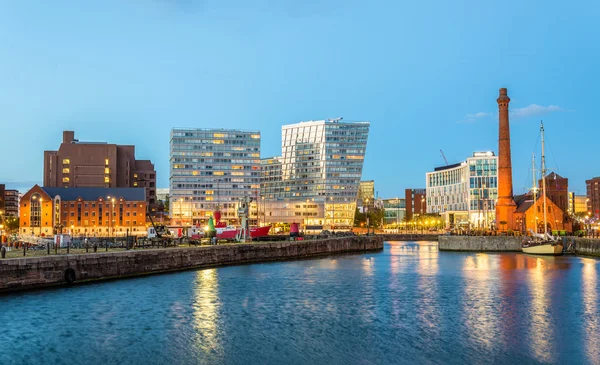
(0, 236, 383, 294)
(571, 238, 600, 257)
(378, 234, 438, 242)
(438, 235, 522, 252)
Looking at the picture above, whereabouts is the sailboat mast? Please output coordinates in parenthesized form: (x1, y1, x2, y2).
(541, 121, 548, 236)
(532, 153, 537, 233)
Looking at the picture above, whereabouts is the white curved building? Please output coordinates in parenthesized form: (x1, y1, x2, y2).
(426, 152, 498, 229)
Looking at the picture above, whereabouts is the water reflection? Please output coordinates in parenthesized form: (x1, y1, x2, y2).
(582, 259, 599, 363)
(461, 254, 502, 350)
(192, 269, 221, 355)
(526, 257, 553, 363)
(416, 242, 440, 337)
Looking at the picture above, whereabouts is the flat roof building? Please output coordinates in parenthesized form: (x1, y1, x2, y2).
(426, 151, 498, 229)
(43, 131, 157, 214)
(170, 128, 261, 226)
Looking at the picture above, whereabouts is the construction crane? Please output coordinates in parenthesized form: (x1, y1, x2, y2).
(440, 150, 449, 165)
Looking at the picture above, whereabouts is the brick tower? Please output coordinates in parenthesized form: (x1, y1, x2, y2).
(495, 88, 516, 231)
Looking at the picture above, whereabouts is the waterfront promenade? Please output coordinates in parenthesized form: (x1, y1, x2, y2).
(0, 235, 383, 293)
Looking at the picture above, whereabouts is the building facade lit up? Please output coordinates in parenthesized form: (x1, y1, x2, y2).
(170, 128, 261, 226)
(426, 151, 498, 229)
(260, 119, 370, 231)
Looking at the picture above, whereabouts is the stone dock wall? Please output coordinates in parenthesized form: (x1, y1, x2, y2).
(439, 235, 600, 256)
(438, 235, 523, 252)
(0, 236, 383, 294)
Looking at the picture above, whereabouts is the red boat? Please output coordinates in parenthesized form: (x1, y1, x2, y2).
(213, 209, 271, 240)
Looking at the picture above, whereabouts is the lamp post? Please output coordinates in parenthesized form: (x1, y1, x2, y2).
(39, 197, 43, 237)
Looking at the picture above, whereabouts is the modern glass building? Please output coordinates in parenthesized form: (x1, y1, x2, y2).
(170, 128, 261, 226)
(426, 151, 498, 229)
(260, 119, 370, 231)
(383, 198, 406, 227)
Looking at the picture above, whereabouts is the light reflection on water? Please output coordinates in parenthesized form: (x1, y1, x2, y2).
(0, 241, 599, 365)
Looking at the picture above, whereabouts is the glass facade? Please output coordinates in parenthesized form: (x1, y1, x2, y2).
(170, 128, 261, 225)
(383, 198, 406, 226)
(426, 152, 498, 228)
(260, 120, 370, 230)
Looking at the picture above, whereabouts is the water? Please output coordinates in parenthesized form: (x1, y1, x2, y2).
(1, 241, 599, 365)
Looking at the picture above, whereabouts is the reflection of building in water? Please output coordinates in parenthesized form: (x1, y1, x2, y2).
(581, 260, 598, 363)
(461, 254, 501, 348)
(527, 258, 553, 363)
(193, 269, 221, 354)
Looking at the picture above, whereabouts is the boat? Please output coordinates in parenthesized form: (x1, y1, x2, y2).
(522, 122, 563, 256)
(212, 198, 271, 241)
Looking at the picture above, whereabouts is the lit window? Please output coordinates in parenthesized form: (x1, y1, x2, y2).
(62, 177, 70, 182)
(133, 182, 138, 187)
(133, 173, 138, 178)
(104, 168, 110, 174)
(192, 171, 199, 176)
(213, 133, 225, 138)
(104, 177, 110, 183)
(62, 168, 70, 173)
(214, 171, 224, 176)
(250, 134, 260, 139)
(63, 159, 70, 164)
(105, 159, 109, 165)
(213, 140, 224, 144)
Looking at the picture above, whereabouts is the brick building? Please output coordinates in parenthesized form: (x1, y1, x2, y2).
(586, 176, 600, 219)
(405, 188, 426, 221)
(539, 172, 569, 216)
(19, 186, 148, 237)
(514, 193, 566, 233)
(0, 184, 19, 217)
(43, 131, 157, 214)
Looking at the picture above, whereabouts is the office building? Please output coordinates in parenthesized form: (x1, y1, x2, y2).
(358, 180, 375, 210)
(43, 131, 157, 214)
(426, 151, 498, 229)
(4, 189, 19, 217)
(19, 185, 147, 237)
(383, 198, 405, 227)
(569, 193, 588, 214)
(586, 176, 600, 219)
(170, 128, 261, 226)
(260, 119, 370, 231)
(405, 188, 426, 221)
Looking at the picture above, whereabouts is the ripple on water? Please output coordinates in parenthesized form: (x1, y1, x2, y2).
(0, 242, 599, 365)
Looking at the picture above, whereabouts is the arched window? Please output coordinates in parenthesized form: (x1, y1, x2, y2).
(30, 194, 42, 228)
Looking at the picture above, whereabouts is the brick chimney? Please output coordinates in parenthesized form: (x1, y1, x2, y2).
(495, 88, 516, 231)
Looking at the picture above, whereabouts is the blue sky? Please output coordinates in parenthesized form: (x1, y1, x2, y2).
(1, 0, 597, 197)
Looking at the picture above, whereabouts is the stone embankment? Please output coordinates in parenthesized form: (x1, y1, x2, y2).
(439, 235, 600, 256)
(377, 233, 438, 242)
(438, 235, 522, 252)
(0, 236, 383, 294)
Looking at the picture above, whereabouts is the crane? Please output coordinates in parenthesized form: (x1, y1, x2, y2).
(440, 150, 448, 165)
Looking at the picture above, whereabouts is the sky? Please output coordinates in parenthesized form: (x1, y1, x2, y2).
(1, 0, 598, 197)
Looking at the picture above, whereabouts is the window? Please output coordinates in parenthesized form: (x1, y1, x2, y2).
(62, 177, 70, 182)
(105, 168, 110, 174)
(104, 177, 110, 183)
(133, 221, 137, 225)
(62, 168, 70, 173)
(133, 173, 138, 178)
(105, 159, 109, 165)
(133, 182, 138, 187)
(63, 159, 70, 164)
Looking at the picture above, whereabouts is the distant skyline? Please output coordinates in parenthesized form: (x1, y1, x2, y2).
(1, 0, 598, 197)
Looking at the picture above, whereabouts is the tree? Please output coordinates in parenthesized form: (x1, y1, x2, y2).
(354, 208, 366, 227)
(4, 216, 19, 233)
(164, 194, 170, 213)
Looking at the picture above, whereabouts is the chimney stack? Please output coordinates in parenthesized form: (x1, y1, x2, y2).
(495, 88, 516, 231)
